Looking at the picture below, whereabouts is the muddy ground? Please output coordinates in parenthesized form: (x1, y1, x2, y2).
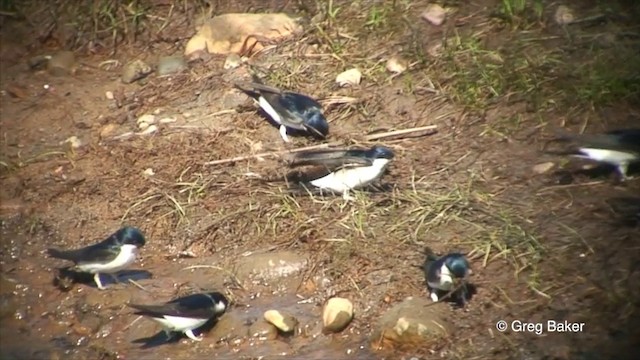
(1, 0, 639, 359)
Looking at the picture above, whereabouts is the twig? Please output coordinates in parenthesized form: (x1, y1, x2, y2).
(203, 125, 438, 166)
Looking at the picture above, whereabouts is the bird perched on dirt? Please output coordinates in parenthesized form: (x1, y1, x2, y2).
(128, 292, 229, 342)
(422, 249, 471, 306)
(544, 128, 640, 180)
(234, 75, 329, 143)
(283, 145, 395, 201)
(46, 227, 146, 290)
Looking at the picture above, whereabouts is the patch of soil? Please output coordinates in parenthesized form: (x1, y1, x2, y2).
(1, 1, 639, 359)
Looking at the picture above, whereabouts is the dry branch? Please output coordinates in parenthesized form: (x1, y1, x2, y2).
(203, 125, 437, 166)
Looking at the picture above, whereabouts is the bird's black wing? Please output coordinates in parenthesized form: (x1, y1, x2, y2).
(286, 149, 373, 171)
(546, 129, 640, 154)
(128, 294, 217, 319)
(47, 243, 119, 265)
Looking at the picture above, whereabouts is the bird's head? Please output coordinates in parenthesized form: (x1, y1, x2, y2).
(306, 111, 329, 139)
(444, 253, 470, 278)
(368, 145, 395, 160)
(118, 227, 146, 248)
(206, 292, 230, 314)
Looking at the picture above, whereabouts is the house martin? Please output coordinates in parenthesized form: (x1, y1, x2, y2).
(235, 75, 329, 143)
(47, 226, 146, 290)
(284, 145, 395, 200)
(545, 128, 640, 180)
(128, 292, 229, 342)
(423, 251, 471, 306)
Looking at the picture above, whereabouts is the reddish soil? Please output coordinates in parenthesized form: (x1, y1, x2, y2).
(1, 1, 639, 359)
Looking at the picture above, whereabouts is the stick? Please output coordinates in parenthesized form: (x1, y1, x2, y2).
(364, 125, 437, 141)
(203, 125, 437, 166)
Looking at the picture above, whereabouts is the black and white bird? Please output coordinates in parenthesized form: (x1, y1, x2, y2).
(284, 145, 395, 200)
(47, 227, 146, 290)
(235, 76, 329, 143)
(422, 251, 471, 305)
(128, 292, 229, 342)
(545, 128, 640, 180)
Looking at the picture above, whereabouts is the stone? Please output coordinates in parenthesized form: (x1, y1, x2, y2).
(137, 125, 158, 136)
(61, 136, 82, 149)
(264, 310, 298, 333)
(336, 68, 362, 87)
(371, 297, 452, 349)
(184, 13, 303, 57)
(99, 124, 117, 139)
(532, 162, 555, 174)
(421, 4, 446, 26)
(554, 5, 575, 25)
(386, 56, 408, 74)
(137, 114, 156, 127)
(157, 55, 187, 76)
(322, 297, 354, 333)
(121, 59, 153, 84)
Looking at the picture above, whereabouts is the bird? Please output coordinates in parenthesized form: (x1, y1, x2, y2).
(283, 145, 395, 201)
(422, 251, 471, 305)
(234, 75, 329, 143)
(544, 128, 640, 180)
(128, 292, 229, 342)
(46, 227, 146, 290)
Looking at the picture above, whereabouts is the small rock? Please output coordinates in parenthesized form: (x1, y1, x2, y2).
(249, 319, 279, 340)
(61, 136, 82, 149)
(371, 297, 452, 349)
(121, 59, 153, 84)
(138, 122, 149, 131)
(157, 55, 187, 76)
(99, 124, 117, 139)
(322, 297, 354, 334)
(105, 91, 114, 100)
(137, 114, 156, 126)
(386, 56, 408, 74)
(224, 54, 243, 70)
(143, 168, 155, 176)
(554, 5, 575, 25)
(336, 68, 362, 87)
(137, 124, 158, 136)
(533, 162, 555, 174)
(159, 117, 177, 124)
(47, 51, 77, 76)
(421, 4, 446, 26)
(264, 310, 298, 333)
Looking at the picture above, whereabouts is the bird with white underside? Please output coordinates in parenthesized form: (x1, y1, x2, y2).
(283, 145, 395, 201)
(128, 292, 229, 342)
(234, 75, 329, 143)
(46, 226, 146, 290)
(545, 128, 640, 180)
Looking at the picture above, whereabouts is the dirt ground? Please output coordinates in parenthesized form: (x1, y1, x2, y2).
(1, 0, 639, 359)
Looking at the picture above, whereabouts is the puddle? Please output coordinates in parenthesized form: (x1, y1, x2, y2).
(0, 223, 376, 360)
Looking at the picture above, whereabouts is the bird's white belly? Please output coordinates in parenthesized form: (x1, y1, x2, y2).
(428, 264, 454, 290)
(153, 315, 209, 332)
(77, 244, 138, 274)
(258, 96, 282, 125)
(310, 159, 389, 192)
(576, 148, 636, 165)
